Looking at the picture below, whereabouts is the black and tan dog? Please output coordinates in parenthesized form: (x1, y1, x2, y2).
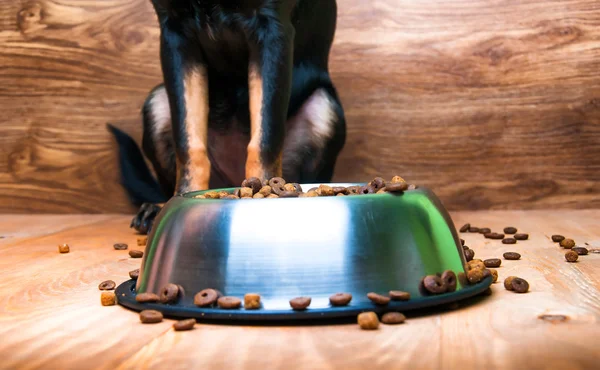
(110, 0, 346, 234)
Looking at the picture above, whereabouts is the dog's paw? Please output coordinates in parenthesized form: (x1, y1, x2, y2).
(131, 203, 162, 235)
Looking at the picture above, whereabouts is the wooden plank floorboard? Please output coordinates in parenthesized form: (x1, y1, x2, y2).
(0, 212, 598, 370)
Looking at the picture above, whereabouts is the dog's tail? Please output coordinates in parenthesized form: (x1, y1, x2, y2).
(107, 124, 169, 206)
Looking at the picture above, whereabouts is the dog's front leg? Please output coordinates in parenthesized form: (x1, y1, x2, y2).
(160, 27, 210, 194)
(246, 22, 294, 180)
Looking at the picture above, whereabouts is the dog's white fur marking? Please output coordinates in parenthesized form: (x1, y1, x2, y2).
(148, 86, 172, 169)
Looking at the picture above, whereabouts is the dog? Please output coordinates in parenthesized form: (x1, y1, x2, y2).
(110, 0, 346, 234)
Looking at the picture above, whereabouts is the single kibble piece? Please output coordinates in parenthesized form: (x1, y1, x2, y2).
(565, 250, 579, 263)
(224, 195, 239, 200)
(572, 247, 588, 256)
(113, 243, 128, 250)
(268, 177, 286, 188)
(253, 193, 265, 199)
(502, 238, 517, 245)
(467, 269, 484, 284)
(173, 319, 196, 331)
(357, 312, 379, 330)
(218, 296, 242, 309)
(503, 252, 521, 260)
(136, 292, 160, 303)
(337, 193, 346, 196)
(484, 259, 502, 268)
(194, 289, 219, 307)
(242, 177, 262, 194)
(408, 184, 418, 190)
(460, 239, 465, 246)
(290, 297, 312, 310)
(218, 191, 230, 199)
(464, 248, 475, 262)
(101, 292, 116, 306)
(280, 191, 299, 198)
(58, 244, 70, 254)
(239, 187, 254, 198)
(129, 269, 140, 280)
(551, 235, 565, 243)
(504, 276, 517, 291)
(129, 250, 143, 258)
(305, 191, 318, 197)
(511, 278, 529, 293)
(422, 275, 447, 294)
(389, 290, 411, 301)
(481, 287, 493, 296)
(333, 186, 349, 195)
(457, 272, 468, 286)
(468, 259, 485, 271)
(360, 184, 377, 195)
(329, 293, 353, 306)
(459, 223, 471, 233)
(160, 283, 180, 304)
(318, 184, 335, 196)
(441, 270, 457, 292)
(479, 228, 491, 234)
(489, 233, 505, 240)
(283, 183, 297, 192)
(489, 269, 499, 283)
(391, 176, 405, 184)
(469, 227, 480, 233)
(463, 245, 470, 250)
(137, 237, 147, 246)
(367, 292, 391, 305)
(514, 233, 529, 241)
(381, 312, 406, 325)
(370, 177, 386, 190)
(504, 227, 518, 234)
(204, 191, 220, 199)
(140, 310, 163, 324)
(259, 186, 272, 197)
(266, 194, 279, 199)
(98, 280, 116, 291)
(385, 182, 408, 192)
(560, 239, 575, 249)
(244, 293, 261, 310)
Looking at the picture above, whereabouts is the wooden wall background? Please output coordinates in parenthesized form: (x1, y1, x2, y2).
(1, 0, 599, 213)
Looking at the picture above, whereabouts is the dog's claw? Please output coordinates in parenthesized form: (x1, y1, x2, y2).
(131, 203, 162, 235)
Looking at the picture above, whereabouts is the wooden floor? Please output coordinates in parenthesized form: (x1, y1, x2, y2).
(1, 211, 599, 370)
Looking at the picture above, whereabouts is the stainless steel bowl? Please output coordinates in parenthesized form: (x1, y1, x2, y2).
(116, 184, 491, 321)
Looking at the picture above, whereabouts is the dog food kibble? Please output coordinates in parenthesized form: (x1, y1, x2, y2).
(464, 248, 475, 262)
(386, 181, 408, 192)
(468, 259, 485, 271)
(357, 312, 379, 330)
(283, 183, 297, 192)
(467, 269, 484, 284)
(242, 177, 262, 194)
(140, 310, 163, 324)
(129, 269, 140, 280)
(389, 290, 411, 301)
(333, 186, 348, 195)
(58, 244, 70, 254)
(552, 235, 565, 243)
(391, 176, 405, 183)
(318, 184, 335, 196)
(329, 293, 353, 306)
(204, 191, 220, 199)
(459, 224, 471, 233)
(137, 237, 147, 246)
(194, 289, 219, 307)
(487, 233, 505, 240)
(239, 187, 254, 198)
(173, 319, 196, 331)
(244, 293, 261, 310)
(422, 275, 447, 294)
(367, 292, 391, 305)
(136, 292, 160, 303)
(370, 177, 386, 190)
(511, 278, 529, 293)
(502, 238, 517, 245)
(441, 270, 457, 292)
(113, 243, 128, 250)
(159, 284, 180, 304)
(504, 276, 517, 291)
(269, 177, 286, 187)
(460, 238, 465, 246)
(468, 227, 480, 233)
(514, 233, 529, 241)
(481, 287, 493, 296)
(290, 297, 312, 310)
(267, 194, 279, 199)
(560, 239, 575, 249)
(101, 292, 116, 306)
(504, 227, 517, 234)
(129, 250, 143, 258)
(503, 252, 521, 260)
(484, 259, 502, 268)
(572, 247, 588, 255)
(217, 296, 242, 309)
(253, 193, 265, 199)
(565, 250, 579, 263)
(381, 312, 406, 325)
(98, 280, 116, 291)
(280, 191, 299, 198)
(479, 228, 491, 234)
(489, 269, 498, 283)
(259, 186, 272, 197)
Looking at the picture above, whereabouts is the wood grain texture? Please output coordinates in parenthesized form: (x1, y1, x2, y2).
(1, 0, 600, 212)
(0, 212, 599, 369)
